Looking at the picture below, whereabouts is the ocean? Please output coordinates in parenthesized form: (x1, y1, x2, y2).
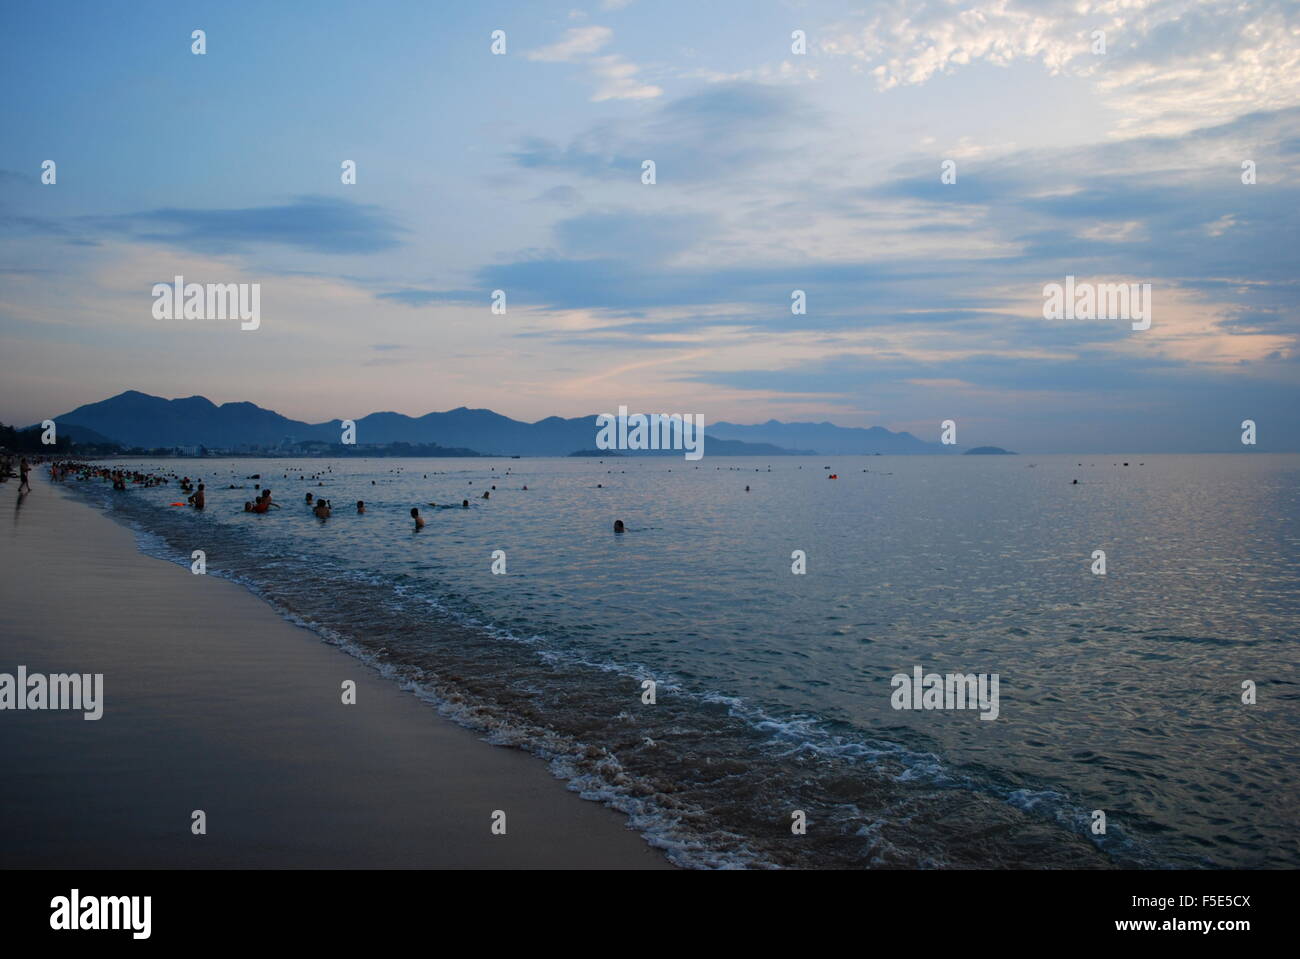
(65, 453, 1300, 868)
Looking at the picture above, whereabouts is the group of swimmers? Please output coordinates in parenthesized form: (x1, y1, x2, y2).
(46, 459, 634, 534)
(47, 461, 174, 492)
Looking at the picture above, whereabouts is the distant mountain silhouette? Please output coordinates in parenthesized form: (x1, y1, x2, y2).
(41, 391, 817, 456)
(49, 392, 333, 450)
(709, 419, 949, 454)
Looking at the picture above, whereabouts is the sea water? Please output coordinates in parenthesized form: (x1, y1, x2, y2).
(69, 453, 1300, 868)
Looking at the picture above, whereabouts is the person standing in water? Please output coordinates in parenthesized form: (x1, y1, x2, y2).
(410, 507, 425, 529)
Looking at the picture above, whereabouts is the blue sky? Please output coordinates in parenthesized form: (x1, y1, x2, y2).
(1, 0, 1297, 451)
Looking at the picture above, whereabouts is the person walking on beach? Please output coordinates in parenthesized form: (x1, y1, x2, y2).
(18, 458, 31, 493)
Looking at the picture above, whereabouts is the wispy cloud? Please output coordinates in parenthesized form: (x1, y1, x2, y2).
(509, 82, 810, 181)
(527, 26, 661, 101)
(820, 0, 1300, 136)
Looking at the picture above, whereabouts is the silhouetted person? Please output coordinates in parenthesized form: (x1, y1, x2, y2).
(614, 520, 625, 533)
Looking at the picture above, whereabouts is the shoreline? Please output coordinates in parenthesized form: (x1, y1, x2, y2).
(0, 475, 671, 868)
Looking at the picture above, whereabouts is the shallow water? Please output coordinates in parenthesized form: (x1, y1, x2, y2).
(68, 453, 1300, 868)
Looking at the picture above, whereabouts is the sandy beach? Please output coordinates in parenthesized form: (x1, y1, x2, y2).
(0, 475, 668, 868)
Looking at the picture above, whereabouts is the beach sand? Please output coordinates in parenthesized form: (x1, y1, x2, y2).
(0, 475, 669, 868)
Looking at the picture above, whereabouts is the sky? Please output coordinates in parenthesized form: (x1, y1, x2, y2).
(1, 0, 1297, 452)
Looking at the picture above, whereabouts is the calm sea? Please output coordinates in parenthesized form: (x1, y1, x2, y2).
(68, 453, 1300, 868)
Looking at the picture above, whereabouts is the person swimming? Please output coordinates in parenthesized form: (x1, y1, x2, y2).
(411, 507, 425, 529)
(306, 492, 313, 504)
(243, 501, 254, 512)
(251, 489, 279, 514)
(482, 491, 490, 499)
(614, 519, 625, 533)
(313, 499, 331, 519)
(461, 500, 469, 508)
(356, 500, 365, 514)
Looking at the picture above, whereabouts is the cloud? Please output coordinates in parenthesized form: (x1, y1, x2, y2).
(552, 210, 718, 260)
(527, 26, 661, 101)
(534, 185, 582, 206)
(528, 25, 614, 63)
(508, 82, 810, 181)
(375, 288, 479, 307)
(100, 196, 404, 255)
(820, 0, 1300, 136)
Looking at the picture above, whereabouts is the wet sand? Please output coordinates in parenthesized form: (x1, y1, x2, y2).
(0, 475, 669, 868)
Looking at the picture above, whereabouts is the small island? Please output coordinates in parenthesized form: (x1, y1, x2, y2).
(964, 446, 1016, 455)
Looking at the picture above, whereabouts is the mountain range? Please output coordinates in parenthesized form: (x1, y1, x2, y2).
(37, 391, 951, 457)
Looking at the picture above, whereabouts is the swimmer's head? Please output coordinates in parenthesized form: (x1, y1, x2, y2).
(410, 507, 419, 518)
(614, 520, 625, 533)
